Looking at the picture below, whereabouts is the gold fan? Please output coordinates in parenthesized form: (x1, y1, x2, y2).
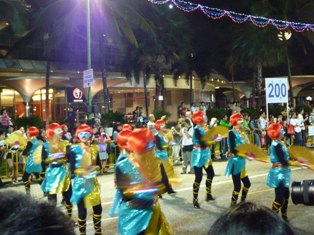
(202, 126, 229, 144)
(33, 145, 43, 164)
(288, 146, 314, 170)
(4, 131, 28, 149)
(235, 143, 269, 163)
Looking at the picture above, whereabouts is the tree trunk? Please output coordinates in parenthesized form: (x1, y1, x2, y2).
(45, 59, 50, 128)
(161, 74, 166, 111)
(252, 71, 256, 108)
(102, 69, 109, 114)
(144, 72, 149, 117)
(286, 49, 294, 108)
(189, 73, 193, 106)
(231, 67, 235, 103)
(256, 63, 263, 109)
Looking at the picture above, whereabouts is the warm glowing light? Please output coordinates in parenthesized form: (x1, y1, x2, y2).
(278, 31, 292, 41)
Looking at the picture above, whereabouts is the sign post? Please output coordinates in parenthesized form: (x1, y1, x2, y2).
(83, 69, 94, 88)
(265, 77, 289, 126)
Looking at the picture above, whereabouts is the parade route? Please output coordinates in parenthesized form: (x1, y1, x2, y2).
(2, 159, 314, 235)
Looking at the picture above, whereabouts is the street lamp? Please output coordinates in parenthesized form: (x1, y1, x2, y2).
(86, 0, 92, 113)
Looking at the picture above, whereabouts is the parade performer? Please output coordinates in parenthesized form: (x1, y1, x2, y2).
(109, 128, 133, 218)
(112, 128, 172, 235)
(225, 113, 251, 206)
(4, 130, 27, 184)
(69, 124, 102, 235)
(22, 126, 46, 195)
(41, 123, 73, 218)
(267, 123, 293, 221)
(154, 119, 176, 195)
(191, 110, 215, 209)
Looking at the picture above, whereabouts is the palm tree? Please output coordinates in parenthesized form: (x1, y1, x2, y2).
(267, 0, 314, 106)
(122, 5, 192, 113)
(229, 24, 286, 108)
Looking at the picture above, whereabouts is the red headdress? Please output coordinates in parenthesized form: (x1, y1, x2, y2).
(192, 110, 205, 125)
(230, 113, 243, 127)
(75, 124, 93, 142)
(128, 128, 155, 153)
(61, 124, 68, 134)
(267, 123, 283, 140)
(155, 119, 166, 131)
(27, 126, 39, 138)
(117, 129, 132, 150)
(122, 124, 132, 131)
(46, 123, 62, 140)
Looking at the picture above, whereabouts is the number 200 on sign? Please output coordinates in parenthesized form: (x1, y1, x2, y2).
(267, 82, 287, 99)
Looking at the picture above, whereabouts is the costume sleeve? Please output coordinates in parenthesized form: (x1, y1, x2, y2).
(22, 141, 33, 155)
(155, 135, 162, 150)
(41, 146, 48, 164)
(194, 128, 206, 148)
(275, 144, 289, 166)
(66, 147, 76, 175)
(228, 131, 238, 155)
(115, 166, 130, 197)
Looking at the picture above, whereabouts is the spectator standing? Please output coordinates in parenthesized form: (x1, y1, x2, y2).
(258, 111, 268, 148)
(219, 115, 231, 159)
(296, 108, 307, 146)
(178, 101, 186, 118)
(181, 119, 194, 174)
(98, 127, 111, 173)
(249, 117, 261, 147)
(1, 109, 12, 134)
(147, 114, 157, 135)
(190, 102, 199, 114)
(199, 102, 207, 113)
(171, 121, 182, 165)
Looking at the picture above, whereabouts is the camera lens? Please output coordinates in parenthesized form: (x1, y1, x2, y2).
(291, 180, 314, 205)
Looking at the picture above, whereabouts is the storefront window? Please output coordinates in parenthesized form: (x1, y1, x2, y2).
(0, 89, 24, 118)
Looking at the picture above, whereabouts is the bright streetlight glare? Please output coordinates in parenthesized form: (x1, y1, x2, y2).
(278, 30, 292, 41)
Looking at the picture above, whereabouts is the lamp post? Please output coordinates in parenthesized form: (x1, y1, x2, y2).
(86, 0, 92, 113)
(278, 30, 293, 107)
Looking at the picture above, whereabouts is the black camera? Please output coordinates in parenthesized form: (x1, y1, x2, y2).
(291, 180, 314, 205)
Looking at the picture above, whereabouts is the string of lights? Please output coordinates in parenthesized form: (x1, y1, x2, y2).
(147, 0, 314, 32)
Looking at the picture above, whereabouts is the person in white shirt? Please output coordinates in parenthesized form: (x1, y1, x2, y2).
(289, 112, 301, 146)
(258, 111, 268, 148)
(185, 111, 194, 128)
(181, 119, 194, 174)
(296, 108, 307, 146)
(199, 102, 207, 113)
(190, 103, 199, 114)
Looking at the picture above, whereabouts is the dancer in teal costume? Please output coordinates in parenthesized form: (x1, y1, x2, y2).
(22, 126, 45, 195)
(68, 124, 102, 235)
(154, 119, 176, 195)
(225, 113, 251, 206)
(191, 110, 215, 209)
(112, 128, 172, 235)
(267, 123, 293, 221)
(41, 123, 73, 218)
